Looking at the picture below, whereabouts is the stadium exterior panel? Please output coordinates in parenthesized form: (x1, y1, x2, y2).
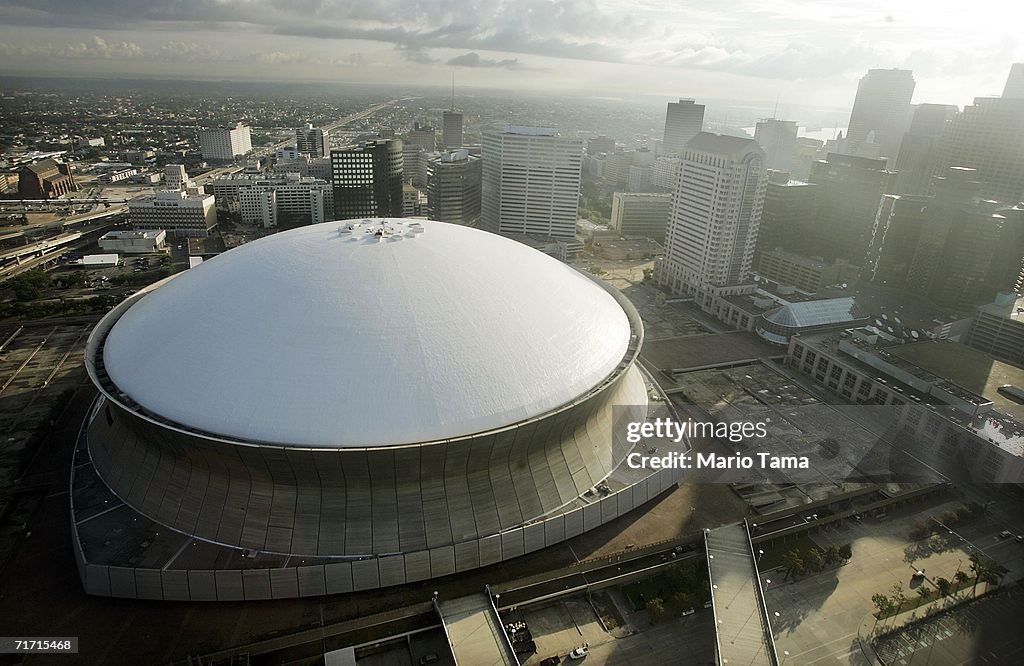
(72, 219, 678, 600)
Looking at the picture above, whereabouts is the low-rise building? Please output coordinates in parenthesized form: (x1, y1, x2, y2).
(609, 192, 671, 243)
(788, 329, 1024, 483)
(98, 230, 167, 254)
(970, 293, 1024, 366)
(129, 190, 217, 238)
(237, 174, 332, 228)
(755, 247, 859, 293)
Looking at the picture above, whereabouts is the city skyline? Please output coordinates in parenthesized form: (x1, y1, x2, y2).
(0, 0, 1021, 111)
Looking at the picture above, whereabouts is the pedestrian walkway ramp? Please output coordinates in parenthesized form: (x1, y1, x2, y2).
(438, 593, 518, 666)
(706, 522, 778, 665)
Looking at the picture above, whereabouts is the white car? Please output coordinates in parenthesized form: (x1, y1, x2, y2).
(568, 644, 590, 660)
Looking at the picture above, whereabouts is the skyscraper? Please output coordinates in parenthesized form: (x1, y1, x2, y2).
(933, 68, 1024, 204)
(845, 69, 916, 166)
(753, 170, 816, 262)
(754, 119, 799, 172)
(481, 126, 583, 239)
(407, 122, 436, 153)
(330, 139, 404, 219)
(869, 167, 1024, 310)
(892, 103, 958, 195)
(657, 133, 766, 308)
(426, 149, 481, 226)
(1003, 63, 1024, 99)
(442, 111, 464, 149)
(807, 152, 891, 264)
(295, 123, 329, 157)
(662, 99, 705, 155)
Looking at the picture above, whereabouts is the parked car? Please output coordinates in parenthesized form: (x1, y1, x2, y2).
(568, 644, 590, 660)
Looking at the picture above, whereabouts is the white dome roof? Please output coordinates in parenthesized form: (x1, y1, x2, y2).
(103, 219, 632, 447)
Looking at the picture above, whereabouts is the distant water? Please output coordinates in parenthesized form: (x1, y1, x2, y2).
(742, 126, 848, 142)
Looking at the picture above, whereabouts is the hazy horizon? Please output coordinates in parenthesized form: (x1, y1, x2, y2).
(0, 0, 1020, 115)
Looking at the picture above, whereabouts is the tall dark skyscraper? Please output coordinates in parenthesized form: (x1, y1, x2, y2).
(932, 66, 1024, 204)
(442, 110, 464, 149)
(807, 153, 891, 265)
(330, 140, 404, 219)
(892, 103, 958, 195)
(426, 149, 481, 226)
(754, 119, 799, 172)
(869, 167, 1024, 310)
(846, 69, 916, 167)
(295, 123, 329, 157)
(661, 99, 705, 155)
(753, 170, 816, 261)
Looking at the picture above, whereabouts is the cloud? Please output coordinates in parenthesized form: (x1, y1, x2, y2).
(159, 41, 222, 60)
(398, 44, 438, 65)
(0, 0, 1019, 94)
(62, 35, 144, 59)
(446, 52, 521, 69)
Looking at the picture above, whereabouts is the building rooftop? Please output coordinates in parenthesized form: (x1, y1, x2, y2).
(763, 297, 859, 328)
(641, 331, 784, 372)
(100, 230, 164, 240)
(977, 295, 1024, 323)
(801, 330, 1024, 455)
(502, 126, 558, 136)
(685, 132, 762, 157)
(888, 341, 1024, 420)
(102, 219, 632, 448)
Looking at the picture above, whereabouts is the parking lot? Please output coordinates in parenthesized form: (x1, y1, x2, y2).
(873, 584, 1024, 665)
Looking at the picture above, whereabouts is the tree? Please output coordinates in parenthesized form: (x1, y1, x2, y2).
(806, 547, 825, 572)
(954, 570, 970, 587)
(671, 591, 696, 614)
(646, 597, 666, 623)
(7, 269, 50, 301)
(935, 577, 952, 597)
(871, 593, 895, 617)
(890, 583, 908, 612)
(824, 544, 841, 566)
(782, 551, 805, 579)
(917, 586, 931, 600)
(838, 543, 853, 560)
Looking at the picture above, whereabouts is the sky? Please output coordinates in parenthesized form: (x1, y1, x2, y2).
(0, 0, 1021, 112)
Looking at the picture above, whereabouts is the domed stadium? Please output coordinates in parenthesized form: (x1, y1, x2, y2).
(72, 219, 676, 601)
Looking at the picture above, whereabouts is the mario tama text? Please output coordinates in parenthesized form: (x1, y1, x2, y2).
(628, 450, 810, 471)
